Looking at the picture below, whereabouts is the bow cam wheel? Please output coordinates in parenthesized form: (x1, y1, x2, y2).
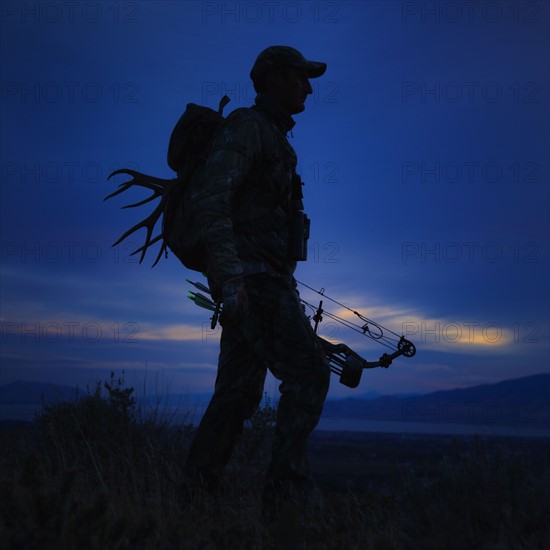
(398, 338, 416, 357)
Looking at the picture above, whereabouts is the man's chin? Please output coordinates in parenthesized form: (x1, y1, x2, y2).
(291, 102, 306, 114)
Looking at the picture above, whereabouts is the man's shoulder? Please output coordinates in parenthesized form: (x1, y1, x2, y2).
(214, 106, 274, 149)
(223, 106, 266, 127)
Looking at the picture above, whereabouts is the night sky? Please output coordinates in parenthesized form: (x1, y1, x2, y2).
(1, 1, 548, 400)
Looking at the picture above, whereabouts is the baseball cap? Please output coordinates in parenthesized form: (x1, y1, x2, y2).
(250, 46, 327, 84)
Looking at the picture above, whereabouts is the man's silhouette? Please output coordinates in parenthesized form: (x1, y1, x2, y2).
(184, 46, 330, 516)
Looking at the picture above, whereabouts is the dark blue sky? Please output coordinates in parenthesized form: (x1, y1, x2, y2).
(1, 1, 548, 399)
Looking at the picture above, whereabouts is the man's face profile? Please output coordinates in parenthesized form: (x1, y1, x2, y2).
(267, 66, 313, 115)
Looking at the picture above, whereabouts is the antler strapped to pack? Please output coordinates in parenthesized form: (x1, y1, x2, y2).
(105, 95, 232, 271)
(105, 170, 179, 266)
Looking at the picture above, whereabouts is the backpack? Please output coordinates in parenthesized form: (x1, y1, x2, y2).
(105, 95, 231, 271)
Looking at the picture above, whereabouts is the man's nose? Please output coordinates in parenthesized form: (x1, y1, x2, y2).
(305, 79, 313, 94)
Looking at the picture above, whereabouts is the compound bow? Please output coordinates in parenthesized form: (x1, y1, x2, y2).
(187, 278, 416, 389)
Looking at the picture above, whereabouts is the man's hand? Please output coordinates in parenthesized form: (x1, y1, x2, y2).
(220, 276, 249, 326)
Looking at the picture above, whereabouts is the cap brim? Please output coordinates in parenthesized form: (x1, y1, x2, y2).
(304, 61, 327, 78)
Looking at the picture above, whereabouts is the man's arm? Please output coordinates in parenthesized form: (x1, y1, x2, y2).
(191, 108, 261, 288)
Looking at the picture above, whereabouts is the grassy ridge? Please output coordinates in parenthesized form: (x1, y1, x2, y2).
(1, 373, 548, 549)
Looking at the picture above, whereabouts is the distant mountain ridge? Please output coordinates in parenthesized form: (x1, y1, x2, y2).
(0, 381, 213, 407)
(323, 373, 550, 428)
(0, 381, 79, 404)
(1, 373, 548, 428)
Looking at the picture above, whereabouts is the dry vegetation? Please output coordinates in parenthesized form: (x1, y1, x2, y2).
(1, 373, 548, 549)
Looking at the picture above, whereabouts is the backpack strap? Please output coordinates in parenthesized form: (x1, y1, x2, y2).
(218, 94, 231, 115)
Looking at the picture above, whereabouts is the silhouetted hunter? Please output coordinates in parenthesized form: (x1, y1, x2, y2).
(184, 46, 330, 509)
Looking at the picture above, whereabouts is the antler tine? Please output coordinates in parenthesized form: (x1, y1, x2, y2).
(104, 172, 172, 203)
(108, 168, 168, 184)
(107, 168, 180, 265)
(151, 241, 168, 268)
(108, 169, 177, 188)
(121, 193, 164, 209)
(111, 199, 166, 263)
(104, 183, 137, 202)
(104, 183, 166, 203)
(129, 233, 164, 254)
(108, 168, 137, 180)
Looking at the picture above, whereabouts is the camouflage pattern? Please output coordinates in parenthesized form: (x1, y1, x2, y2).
(191, 93, 300, 293)
(185, 93, 331, 489)
(184, 274, 330, 485)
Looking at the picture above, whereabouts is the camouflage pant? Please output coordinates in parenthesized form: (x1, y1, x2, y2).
(184, 273, 330, 485)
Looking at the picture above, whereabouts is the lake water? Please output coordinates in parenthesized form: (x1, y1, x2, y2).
(316, 418, 550, 438)
(2, 403, 548, 438)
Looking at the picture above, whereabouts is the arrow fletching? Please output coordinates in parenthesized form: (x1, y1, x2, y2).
(186, 279, 212, 295)
(188, 291, 216, 311)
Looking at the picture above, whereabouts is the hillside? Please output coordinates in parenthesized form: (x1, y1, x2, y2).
(1, 373, 549, 428)
(322, 373, 550, 428)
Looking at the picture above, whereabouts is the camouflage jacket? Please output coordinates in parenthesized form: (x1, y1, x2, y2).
(191, 93, 302, 292)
